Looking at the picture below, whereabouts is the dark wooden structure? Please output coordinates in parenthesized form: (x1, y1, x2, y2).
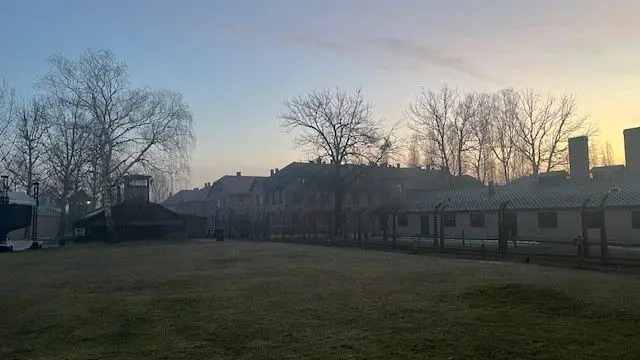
(0, 176, 34, 251)
(74, 174, 194, 242)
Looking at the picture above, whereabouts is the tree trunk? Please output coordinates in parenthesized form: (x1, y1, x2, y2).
(103, 192, 117, 243)
(56, 189, 70, 239)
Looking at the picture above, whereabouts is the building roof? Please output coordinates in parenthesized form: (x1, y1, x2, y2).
(76, 202, 183, 226)
(207, 175, 267, 197)
(262, 162, 483, 192)
(379, 179, 640, 213)
(7, 191, 35, 206)
(124, 174, 152, 180)
(163, 187, 209, 205)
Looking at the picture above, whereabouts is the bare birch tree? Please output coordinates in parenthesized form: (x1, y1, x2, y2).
(280, 87, 394, 239)
(40, 49, 195, 242)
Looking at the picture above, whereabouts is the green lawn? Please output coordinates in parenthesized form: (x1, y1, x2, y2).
(1, 240, 640, 360)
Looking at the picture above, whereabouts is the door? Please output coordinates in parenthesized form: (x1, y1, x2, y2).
(420, 214, 430, 236)
(503, 212, 518, 237)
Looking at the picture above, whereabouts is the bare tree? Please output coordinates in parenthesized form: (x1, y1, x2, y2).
(602, 141, 615, 166)
(421, 139, 440, 169)
(0, 80, 16, 167)
(41, 96, 92, 237)
(407, 84, 458, 176)
(490, 89, 520, 183)
(3, 99, 47, 197)
(280, 87, 394, 239)
(512, 89, 593, 175)
(149, 171, 172, 203)
(142, 162, 190, 203)
(469, 93, 494, 183)
(405, 133, 421, 168)
(589, 139, 616, 168)
(450, 91, 479, 176)
(40, 49, 195, 242)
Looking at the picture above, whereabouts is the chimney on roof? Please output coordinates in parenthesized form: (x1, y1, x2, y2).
(236, 171, 241, 177)
(624, 127, 640, 178)
(488, 181, 495, 196)
(270, 169, 274, 176)
(568, 136, 590, 183)
(396, 163, 400, 168)
(275, 168, 279, 173)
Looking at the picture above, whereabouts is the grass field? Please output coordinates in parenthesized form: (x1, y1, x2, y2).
(1, 240, 640, 359)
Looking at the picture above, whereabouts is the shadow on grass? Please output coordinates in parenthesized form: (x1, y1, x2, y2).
(443, 283, 640, 359)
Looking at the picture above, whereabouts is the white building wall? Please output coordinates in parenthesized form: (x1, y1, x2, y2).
(389, 208, 640, 245)
(393, 212, 499, 240)
(606, 208, 640, 246)
(515, 210, 581, 242)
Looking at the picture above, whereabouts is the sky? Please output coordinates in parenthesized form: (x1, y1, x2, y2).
(0, 0, 638, 188)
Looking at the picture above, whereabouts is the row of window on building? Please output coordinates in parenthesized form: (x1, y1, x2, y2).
(395, 211, 640, 229)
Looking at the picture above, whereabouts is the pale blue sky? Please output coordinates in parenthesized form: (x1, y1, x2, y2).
(1, 0, 638, 187)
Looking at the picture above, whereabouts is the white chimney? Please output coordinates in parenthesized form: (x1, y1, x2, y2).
(624, 127, 640, 178)
(568, 136, 589, 183)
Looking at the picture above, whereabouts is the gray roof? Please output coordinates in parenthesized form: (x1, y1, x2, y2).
(207, 175, 267, 197)
(8, 191, 35, 206)
(163, 187, 209, 205)
(262, 162, 483, 191)
(381, 179, 640, 213)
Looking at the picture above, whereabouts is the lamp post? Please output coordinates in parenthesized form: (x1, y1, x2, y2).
(580, 198, 591, 260)
(498, 201, 511, 256)
(0, 175, 8, 246)
(31, 181, 40, 246)
(599, 187, 620, 264)
(0, 175, 8, 204)
(433, 203, 442, 249)
(439, 198, 451, 249)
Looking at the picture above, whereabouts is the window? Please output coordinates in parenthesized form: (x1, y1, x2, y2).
(443, 212, 456, 227)
(265, 193, 270, 205)
(470, 212, 485, 228)
(583, 211, 602, 229)
(632, 211, 640, 229)
(238, 198, 244, 207)
(278, 190, 283, 205)
(398, 213, 408, 227)
(538, 212, 558, 229)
